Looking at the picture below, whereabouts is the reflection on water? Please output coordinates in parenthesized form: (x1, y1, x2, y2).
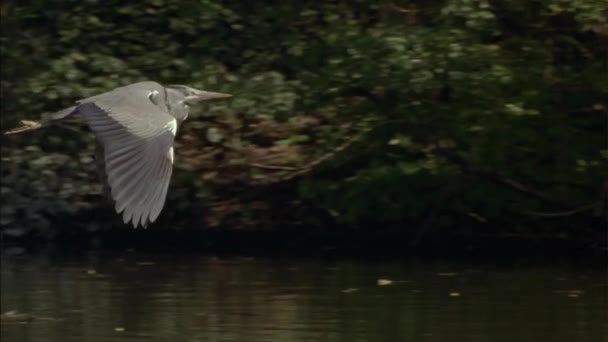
(1, 251, 606, 342)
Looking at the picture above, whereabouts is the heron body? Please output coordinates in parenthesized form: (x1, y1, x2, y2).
(27, 81, 231, 228)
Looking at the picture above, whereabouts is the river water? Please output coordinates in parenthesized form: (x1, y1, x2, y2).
(1, 251, 606, 342)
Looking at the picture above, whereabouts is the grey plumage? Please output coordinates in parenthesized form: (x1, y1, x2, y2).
(6, 81, 231, 228)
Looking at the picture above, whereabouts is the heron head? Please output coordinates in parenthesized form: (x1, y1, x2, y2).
(167, 85, 232, 104)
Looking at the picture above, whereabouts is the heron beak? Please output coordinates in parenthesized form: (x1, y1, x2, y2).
(186, 90, 232, 103)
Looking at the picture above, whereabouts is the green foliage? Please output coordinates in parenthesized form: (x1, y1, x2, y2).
(1, 0, 605, 234)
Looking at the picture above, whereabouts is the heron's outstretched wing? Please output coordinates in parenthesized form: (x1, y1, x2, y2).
(76, 83, 177, 228)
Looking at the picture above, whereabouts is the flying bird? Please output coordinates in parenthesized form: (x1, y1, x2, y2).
(5, 81, 232, 228)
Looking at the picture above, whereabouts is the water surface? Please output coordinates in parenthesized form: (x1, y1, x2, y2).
(1, 251, 606, 341)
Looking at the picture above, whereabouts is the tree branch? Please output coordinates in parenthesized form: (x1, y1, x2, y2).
(433, 146, 574, 208)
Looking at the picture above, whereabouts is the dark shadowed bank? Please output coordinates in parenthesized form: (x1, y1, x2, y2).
(1, 1, 606, 257)
(2, 208, 605, 260)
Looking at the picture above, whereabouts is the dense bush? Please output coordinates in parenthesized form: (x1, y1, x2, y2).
(1, 0, 606, 237)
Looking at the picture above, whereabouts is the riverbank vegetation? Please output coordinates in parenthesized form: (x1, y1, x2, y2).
(1, 0, 605, 249)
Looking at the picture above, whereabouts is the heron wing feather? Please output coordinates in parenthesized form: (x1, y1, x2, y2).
(76, 85, 176, 228)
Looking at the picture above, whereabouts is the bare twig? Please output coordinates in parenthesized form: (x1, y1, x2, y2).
(523, 202, 601, 217)
(385, 3, 417, 14)
(433, 146, 574, 208)
(249, 163, 302, 171)
(268, 128, 370, 183)
(239, 119, 409, 185)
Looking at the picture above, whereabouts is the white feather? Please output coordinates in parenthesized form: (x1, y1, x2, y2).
(164, 118, 178, 136)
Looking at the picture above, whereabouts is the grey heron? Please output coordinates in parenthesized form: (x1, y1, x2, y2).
(5, 81, 231, 228)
